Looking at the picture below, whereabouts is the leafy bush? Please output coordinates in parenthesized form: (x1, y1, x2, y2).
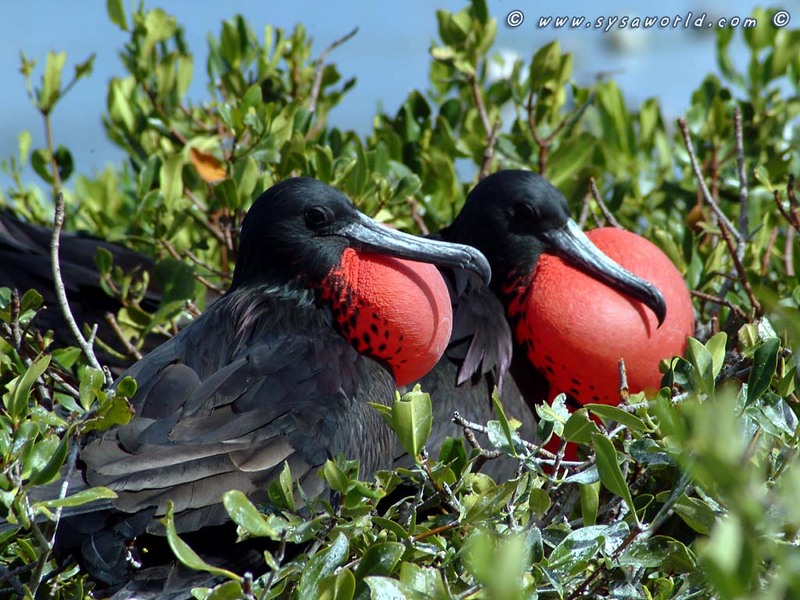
(1, 1, 799, 598)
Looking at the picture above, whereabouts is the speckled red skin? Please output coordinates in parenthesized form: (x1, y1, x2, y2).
(516, 228, 695, 406)
(322, 248, 453, 386)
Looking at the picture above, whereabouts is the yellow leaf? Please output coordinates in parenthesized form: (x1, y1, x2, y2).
(190, 147, 226, 183)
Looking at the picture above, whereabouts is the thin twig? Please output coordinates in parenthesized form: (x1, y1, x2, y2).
(479, 118, 502, 180)
(718, 219, 762, 315)
(678, 118, 760, 315)
(774, 180, 800, 229)
(578, 193, 591, 228)
(733, 107, 749, 246)
(761, 227, 779, 276)
(471, 75, 492, 139)
(589, 177, 622, 229)
(526, 89, 548, 174)
(677, 118, 742, 242)
(258, 532, 286, 600)
(51, 193, 112, 386)
(786, 226, 795, 277)
(690, 289, 748, 320)
(308, 27, 359, 114)
(104, 312, 144, 361)
(161, 239, 227, 295)
(618, 358, 629, 403)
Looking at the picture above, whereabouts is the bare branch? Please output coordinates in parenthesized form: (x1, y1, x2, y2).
(690, 289, 748, 320)
(479, 118, 502, 180)
(50, 193, 112, 386)
(589, 177, 622, 229)
(733, 107, 749, 244)
(471, 74, 492, 139)
(678, 118, 742, 242)
(308, 27, 359, 114)
(105, 312, 143, 361)
(761, 226, 779, 276)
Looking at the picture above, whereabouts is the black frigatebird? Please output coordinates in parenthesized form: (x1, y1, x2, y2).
(51, 177, 490, 590)
(416, 170, 684, 466)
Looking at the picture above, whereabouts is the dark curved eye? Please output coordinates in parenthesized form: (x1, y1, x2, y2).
(304, 205, 334, 229)
(513, 201, 538, 224)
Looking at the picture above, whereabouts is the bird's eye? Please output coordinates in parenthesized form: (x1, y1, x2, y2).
(304, 206, 333, 229)
(513, 202, 538, 223)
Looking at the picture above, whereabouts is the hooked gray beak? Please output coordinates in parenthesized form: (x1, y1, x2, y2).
(341, 212, 491, 285)
(541, 219, 667, 326)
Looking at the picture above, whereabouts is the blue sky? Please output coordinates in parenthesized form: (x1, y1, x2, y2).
(0, 1, 777, 185)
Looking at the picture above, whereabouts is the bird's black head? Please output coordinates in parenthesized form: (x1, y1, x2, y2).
(445, 170, 573, 280)
(230, 177, 490, 292)
(444, 170, 666, 325)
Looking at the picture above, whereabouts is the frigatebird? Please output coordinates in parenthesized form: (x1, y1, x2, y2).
(416, 170, 673, 465)
(50, 177, 490, 590)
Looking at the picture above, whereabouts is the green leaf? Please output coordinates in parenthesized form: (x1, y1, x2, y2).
(323, 459, 350, 494)
(94, 247, 114, 276)
(40, 51, 67, 113)
(563, 408, 600, 444)
(591, 432, 636, 519)
(298, 533, 349, 599)
(392, 385, 432, 458)
(746, 337, 780, 404)
(668, 494, 717, 535)
(686, 337, 715, 398)
(17, 130, 31, 166)
(35, 486, 117, 510)
(548, 523, 628, 574)
(29, 433, 70, 485)
(19, 288, 44, 314)
(365, 576, 428, 599)
(206, 580, 245, 600)
(53, 145, 75, 182)
(580, 481, 600, 526)
(319, 568, 355, 600)
(619, 536, 696, 572)
(222, 490, 277, 538)
(79, 367, 105, 411)
(491, 390, 517, 457)
(82, 391, 134, 433)
(31, 149, 54, 184)
(267, 461, 296, 511)
(162, 501, 241, 580)
(154, 258, 197, 304)
(7, 354, 50, 420)
(585, 404, 648, 432)
(115, 376, 138, 399)
(354, 541, 405, 583)
(159, 155, 185, 209)
(705, 332, 728, 378)
(106, 0, 128, 30)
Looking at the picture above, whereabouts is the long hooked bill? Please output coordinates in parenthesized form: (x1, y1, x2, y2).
(541, 219, 667, 326)
(340, 212, 492, 285)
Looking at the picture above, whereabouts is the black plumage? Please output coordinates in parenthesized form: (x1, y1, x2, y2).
(414, 170, 667, 476)
(49, 177, 490, 593)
